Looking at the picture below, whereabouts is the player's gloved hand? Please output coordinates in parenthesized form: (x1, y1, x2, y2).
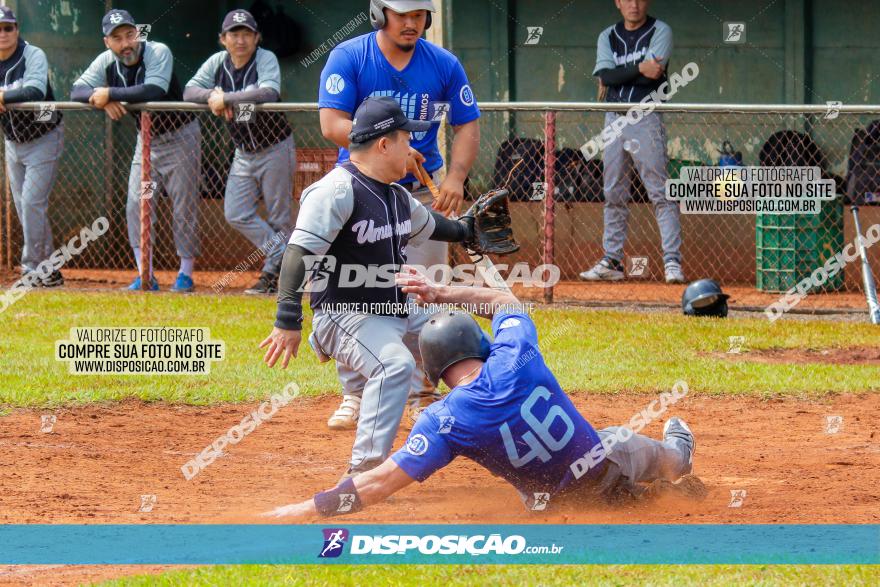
(396, 265, 442, 304)
(460, 188, 520, 256)
(260, 327, 301, 369)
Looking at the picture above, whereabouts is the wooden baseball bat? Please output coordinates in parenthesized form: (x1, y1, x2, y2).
(851, 205, 880, 325)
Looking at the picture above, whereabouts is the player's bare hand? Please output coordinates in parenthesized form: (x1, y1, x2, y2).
(224, 106, 234, 122)
(208, 90, 226, 116)
(405, 146, 426, 176)
(396, 265, 440, 304)
(259, 327, 301, 368)
(435, 175, 465, 217)
(639, 58, 665, 80)
(90, 87, 111, 109)
(104, 101, 127, 121)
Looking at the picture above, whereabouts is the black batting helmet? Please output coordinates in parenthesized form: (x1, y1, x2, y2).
(682, 279, 730, 317)
(419, 312, 491, 386)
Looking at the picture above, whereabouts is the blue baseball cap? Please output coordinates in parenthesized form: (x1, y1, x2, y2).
(0, 6, 17, 24)
(222, 9, 258, 33)
(349, 96, 431, 144)
(102, 9, 136, 36)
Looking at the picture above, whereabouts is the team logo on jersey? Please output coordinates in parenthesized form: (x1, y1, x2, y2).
(319, 528, 349, 558)
(405, 434, 429, 456)
(326, 74, 346, 95)
(498, 317, 521, 330)
(438, 416, 455, 434)
(459, 85, 475, 107)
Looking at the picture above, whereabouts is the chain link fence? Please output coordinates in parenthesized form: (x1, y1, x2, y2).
(2, 102, 879, 296)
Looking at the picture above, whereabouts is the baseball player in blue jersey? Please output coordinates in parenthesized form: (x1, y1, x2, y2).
(184, 10, 294, 295)
(72, 9, 201, 292)
(580, 0, 685, 285)
(318, 0, 481, 431)
(263, 267, 701, 520)
(0, 7, 65, 287)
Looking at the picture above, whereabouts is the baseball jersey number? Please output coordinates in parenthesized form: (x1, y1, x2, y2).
(499, 386, 575, 468)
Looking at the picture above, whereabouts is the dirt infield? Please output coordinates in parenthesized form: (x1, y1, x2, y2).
(2, 267, 875, 314)
(1, 392, 878, 584)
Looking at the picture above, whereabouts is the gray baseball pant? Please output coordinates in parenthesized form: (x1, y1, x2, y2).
(5, 124, 64, 272)
(126, 119, 201, 259)
(594, 426, 691, 494)
(224, 134, 294, 274)
(601, 112, 681, 264)
(334, 167, 447, 405)
(312, 305, 439, 473)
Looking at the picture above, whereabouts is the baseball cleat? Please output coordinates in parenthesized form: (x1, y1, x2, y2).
(245, 271, 278, 295)
(126, 275, 159, 291)
(171, 272, 194, 293)
(664, 261, 686, 284)
(327, 395, 361, 430)
(579, 258, 624, 282)
(663, 417, 695, 475)
(41, 270, 64, 288)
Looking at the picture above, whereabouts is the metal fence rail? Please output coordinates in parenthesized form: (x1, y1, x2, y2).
(1, 102, 878, 294)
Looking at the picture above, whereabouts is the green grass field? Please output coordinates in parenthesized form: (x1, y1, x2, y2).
(2, 290, 879, 408)
(2, 290, 878, 586)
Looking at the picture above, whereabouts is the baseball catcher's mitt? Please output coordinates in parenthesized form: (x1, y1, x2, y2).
(460, 188, 520, 256)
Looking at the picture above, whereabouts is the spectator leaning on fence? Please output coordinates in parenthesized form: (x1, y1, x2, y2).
(184, 9, 294, 295)
(0, 6, 65, 287)
(71, 9, 202, 293)
(317, 0, 481, 432)
(580, 0, 684, 284)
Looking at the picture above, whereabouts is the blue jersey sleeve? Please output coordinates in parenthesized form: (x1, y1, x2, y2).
(318, 46, 359, 113)
(391, 411, 454, 482)
(443, 58, 480, 126)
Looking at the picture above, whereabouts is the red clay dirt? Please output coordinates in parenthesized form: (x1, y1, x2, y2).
(1, 268, 873, 312)
(1, 393, 878, 585)
(712, 346, 880, 365)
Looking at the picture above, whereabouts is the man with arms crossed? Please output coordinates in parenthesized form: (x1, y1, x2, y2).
(263, 266, 700, 519)
(319, 0, 481, 429)
(72, 9, 201, 292)
(580, 0, 685, 284)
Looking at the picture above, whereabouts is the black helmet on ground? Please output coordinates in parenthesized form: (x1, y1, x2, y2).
(682, 279, 730, 317)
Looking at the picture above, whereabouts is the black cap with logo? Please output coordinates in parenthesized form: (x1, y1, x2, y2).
(349, 96, 431, 144)
(102, 9, 136, 36)
(0, 6, 17, 25)
(222, 9, 259, 33)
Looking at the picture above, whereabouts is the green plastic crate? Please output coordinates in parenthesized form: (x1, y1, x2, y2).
(756, 197, 845, 293)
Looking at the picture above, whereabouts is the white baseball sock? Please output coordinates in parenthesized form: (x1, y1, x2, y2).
(179, 257, 194, 277)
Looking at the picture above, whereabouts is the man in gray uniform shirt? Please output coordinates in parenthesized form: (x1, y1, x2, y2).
(0, 7, 64, 287)
(185, 9, 294, 295)
(580, 0, 684, 284)
(261, 96, 481, 479)
(72, 9, 201, 292)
